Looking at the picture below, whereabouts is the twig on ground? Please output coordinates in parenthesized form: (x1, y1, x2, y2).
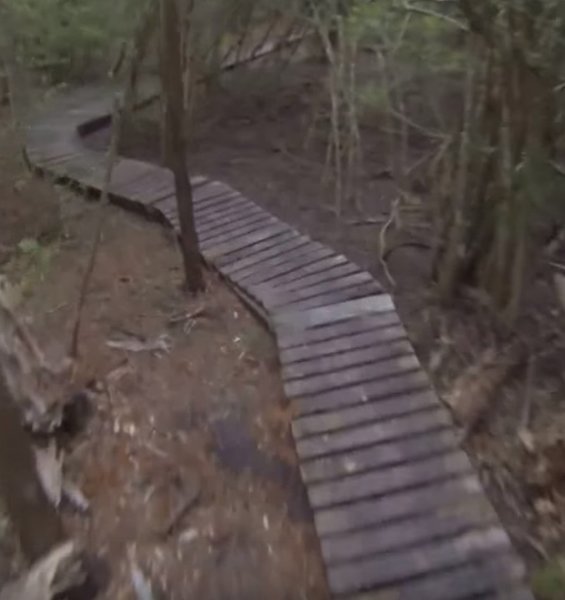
(347, 216, 387, 226)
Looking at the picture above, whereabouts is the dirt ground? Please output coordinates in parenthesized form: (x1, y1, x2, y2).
(88, 61, 565, 591)
(0, 110, 328, 598)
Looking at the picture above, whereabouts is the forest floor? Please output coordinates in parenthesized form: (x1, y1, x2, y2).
(88, 61, 565, 594)
(0, 105, 328, 599)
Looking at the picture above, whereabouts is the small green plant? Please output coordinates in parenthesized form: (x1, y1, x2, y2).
(5, 238, 58, 297)
(532, 557, 565, 600)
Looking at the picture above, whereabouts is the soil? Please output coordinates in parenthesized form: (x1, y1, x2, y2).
(87, 61, 565, 588)
(0, 109, 328, 598)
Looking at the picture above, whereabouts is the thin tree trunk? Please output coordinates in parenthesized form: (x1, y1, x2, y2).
(159, 0, 205, 294)
(0, 374, 64, 562)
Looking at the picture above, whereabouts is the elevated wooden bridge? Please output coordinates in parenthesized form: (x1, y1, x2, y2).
(26, 87, 533, 599)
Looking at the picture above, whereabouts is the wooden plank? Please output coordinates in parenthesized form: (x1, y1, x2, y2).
(301, 429, 459, 484)
(345, 554, 527, 600)
(198, 210, 272, 242)
(259, 254, 350, 289)
(308, 451, 472, 509)
(283, 339, 414, 381)
(315, 474, 484, 536)
(284, 353, 420, 399)
(328, 526, 511, 595)
(274, 295, 395, 332)
(200, 213, 277, 247)
(293, 369, 430, 417)
(221, 233, 307, 274)
(234, 243, 332, 285)
(266, 271, 377, 309)
(296, 407, 451, 460)
(194, 196, 258, 223)
(195, 203, 265, 234)
(273, 281, 382, 313)
(204, 223, 292, 262)
(192, 181, 236, 204)
(277, 312, 401, 350)
(269, 261, 361, 293)
(215, 230, 300, 268)
(280, 325, 407, 365)
(200, 215, 280, 250)
(293, 388, 437, 438)
(322, 494, 497, 564)
(193, 193, 248, 216)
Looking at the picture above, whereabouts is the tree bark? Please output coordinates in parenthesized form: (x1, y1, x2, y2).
(0, 374, 64, 562)
(159, 0, 205, 294)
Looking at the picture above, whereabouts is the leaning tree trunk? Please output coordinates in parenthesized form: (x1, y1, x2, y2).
(0, 374, 64, 562)
(159, 0, 205, 294)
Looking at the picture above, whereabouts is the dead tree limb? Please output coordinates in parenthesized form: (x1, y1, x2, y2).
(159, 0, 205, 293)
(0, 373, 64, 562)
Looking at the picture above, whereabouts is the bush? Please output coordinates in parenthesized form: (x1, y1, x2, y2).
(2, 0, 138, 82)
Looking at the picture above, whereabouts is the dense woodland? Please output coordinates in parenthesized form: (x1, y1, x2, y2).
(1, 0, 565, 598)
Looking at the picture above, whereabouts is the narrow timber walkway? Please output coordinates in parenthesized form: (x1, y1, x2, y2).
(25, 88, 533, 599)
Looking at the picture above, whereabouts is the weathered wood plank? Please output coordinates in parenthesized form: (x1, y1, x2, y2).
(266, 272, 378, 310)
(221, 232, 306, 273)
(193, 193, 247, 216)
(283, 339, 414, 381)
(265, 255, 352, 289)
(277, 312, 402, 350)
(308, 451, 472, 509)
(300, 428, 459, 484)
(215, 230, 300, 268)
(236, 244, 332, 285)
(345, 554, 528, 600)
(195, 203, 265, 234)
(293, 370, 431, 417)
(269, 261, 362, 294)
(200, 214, 277, 247)
(296, 407, 451, 460)
(280, 325, 407, 365)
(200, 215, 281, 251)
(285, 354, 420, 399)
(204, 223, 292, 262)
(328, 526, 511, 595)
(293, 388, 437, 438)
(314, 474, 484, 536)
(193, 196, 258, 223)
(270, 282, 381, 313)
(192, 181, 236, 204)
(274, 295, 395, 332)
(322, 494, 497, 564)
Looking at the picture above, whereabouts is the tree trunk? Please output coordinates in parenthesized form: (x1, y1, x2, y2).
(0, 374, 64, 562)
(159, 0, 205, 294)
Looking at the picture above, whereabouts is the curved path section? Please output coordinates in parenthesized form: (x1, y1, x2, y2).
(26, 87, 532, 599)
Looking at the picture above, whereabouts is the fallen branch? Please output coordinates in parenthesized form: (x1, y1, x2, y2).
(378, 197, 400, 287)
(0, 289, 71, 433)
(0, 541, 85, 600)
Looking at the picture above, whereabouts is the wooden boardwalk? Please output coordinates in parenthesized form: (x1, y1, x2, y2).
(26, 88, 533, 599)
